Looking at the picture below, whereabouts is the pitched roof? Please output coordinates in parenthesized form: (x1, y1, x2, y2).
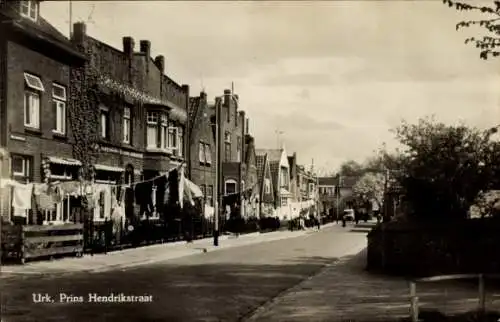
(256, 154, 266, 182)
(255, 149, 282, 162)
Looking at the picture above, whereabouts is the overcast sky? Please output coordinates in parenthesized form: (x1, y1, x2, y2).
(42, 1, 500, 175)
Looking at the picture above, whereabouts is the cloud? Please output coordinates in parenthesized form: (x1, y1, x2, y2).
(297, 89, 310, 100)
(41, 1, 500, 172)
(260, 73, 333, 87)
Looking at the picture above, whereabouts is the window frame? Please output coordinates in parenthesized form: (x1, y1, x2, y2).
(177, 126, 184, 157)
(204, 143, 212, 164)
(264, 178, 271, 194)
(52, 83, 67, 134)
(225, 179, 237, 196)
(199, 141, 206, 163)
(24, 73, 44, 92)
(167, 122, 178, 150)
(122, 106, 131, 144)
(207, 185, 214, 207)
(24, 90, 40, 129)
(100, 106, 110, 139)
(224, 142, 231, 162)
(20, 1, 38, 21)
(236, 136, 241, 162)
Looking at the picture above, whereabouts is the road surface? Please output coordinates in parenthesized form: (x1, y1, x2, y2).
(1, 225, 367, 322)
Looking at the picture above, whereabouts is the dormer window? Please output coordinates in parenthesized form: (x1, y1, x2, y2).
(20, 1, 38, 22)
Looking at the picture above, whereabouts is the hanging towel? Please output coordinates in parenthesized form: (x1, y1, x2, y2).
(12, 183, 33, 211)
(178, 169, 185, 209)
(58, 181, 81, 196)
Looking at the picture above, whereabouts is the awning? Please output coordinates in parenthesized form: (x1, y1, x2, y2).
(280, 188, 292, 197)
(94, 164, 124, 172)
(46, 156, 82, 166)
(184, 178, 203, 198)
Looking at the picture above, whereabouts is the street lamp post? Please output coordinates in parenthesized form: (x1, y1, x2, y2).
(214, 99, 220, 246)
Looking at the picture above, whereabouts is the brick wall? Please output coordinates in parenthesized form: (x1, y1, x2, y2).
(187, 93, 216, 194)
(5, 40, 75, 183)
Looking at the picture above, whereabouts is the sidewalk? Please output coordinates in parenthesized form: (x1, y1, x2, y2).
(1, 224, 335, 276)
(244, 248, 500, 322)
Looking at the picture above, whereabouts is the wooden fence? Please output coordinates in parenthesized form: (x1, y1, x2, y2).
(408, 274, 500, 322)
(2, 223, 83, 263)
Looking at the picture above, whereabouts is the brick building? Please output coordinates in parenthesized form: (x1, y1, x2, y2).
(187, 91, 216, 211)
(0, 0, 86, 221)
(71, 23, 189, 187)
(210, 89, 247, 216)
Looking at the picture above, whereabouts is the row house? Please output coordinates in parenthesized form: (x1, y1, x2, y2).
(0, 0, 87, 222)
(187, 91, 216, 218)
(70, 22, 190, 220)
(318, 175, 358, 216)
(72, 23, 188, 182)
(210, 89, 250, 219)
(287, 153, 317, 218)
(255, 147, 291, 221)
(255, 152, 275, 217)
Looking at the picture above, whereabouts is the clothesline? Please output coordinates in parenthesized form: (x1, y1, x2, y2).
(96, 163, 184, 188)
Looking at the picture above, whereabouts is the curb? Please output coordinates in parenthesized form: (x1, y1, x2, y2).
(1, 228, 322, 276)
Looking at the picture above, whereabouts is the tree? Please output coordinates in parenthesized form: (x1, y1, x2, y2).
(444, 0, 500, 59)
(393, 118, 500, 219)
(338, 160, 365, 177)
(387, 116, 500, 221)
(352, 172, 385, 209)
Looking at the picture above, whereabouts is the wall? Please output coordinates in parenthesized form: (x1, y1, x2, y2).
(188, 93, 216, 201)
(6, 40, 75, 183)
(367, 218, 500, 277)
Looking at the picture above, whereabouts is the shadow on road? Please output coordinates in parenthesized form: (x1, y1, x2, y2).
(244, 249, 500, 322)
(2, 255, 339, 322)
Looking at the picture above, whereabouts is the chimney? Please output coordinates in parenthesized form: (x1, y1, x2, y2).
(182, 84, 190, 98)
(245, 118, 249, 135)
(123, 37, 135, 57)
(223, 89, 231, 106)
(154, 55, 165, 74)
(139, 40, 151, 58)
(72, 22, 86, 44)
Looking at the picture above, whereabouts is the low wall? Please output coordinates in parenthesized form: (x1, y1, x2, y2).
(367, 218, 500, 277)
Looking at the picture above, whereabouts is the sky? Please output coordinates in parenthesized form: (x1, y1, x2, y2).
(42, 0, 500, 175)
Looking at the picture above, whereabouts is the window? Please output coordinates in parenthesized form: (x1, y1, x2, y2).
(100, 106, 110, 139)
(204, 144, 212, 164)
(23, 73, 43, 129)
(147, 111, 159, 148)
(24, 91, 40, 129)
(24, 73, 44, 92)
(123, 107, 131, 144)
(224, 131, 231, 143)
(225, 180, 237, 195)
(224, 142, 231, 162)
(281, 197, 287, 207)
(264, 178, 271, 194)
(11, 155, 31, 180)
(177, 127, 184, 157)
(207, 185, 214, 207)
(201, 184, 206, 203)
(199, 142, 206, 163)
(20, 1, 38, 21)
(160, 114, 168, 149)
(52, 84, 66, 134)
(236, 136, 241, 162)
(168, 122, 178, 150)
(280, 167, 288, 187)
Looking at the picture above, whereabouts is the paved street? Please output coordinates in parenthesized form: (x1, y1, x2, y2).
(1, 224, 368, 322)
